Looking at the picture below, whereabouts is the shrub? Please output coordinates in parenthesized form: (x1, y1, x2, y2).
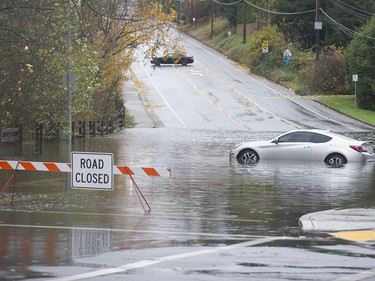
(300, 46, 349, 95)
(243, 25, 287, 76)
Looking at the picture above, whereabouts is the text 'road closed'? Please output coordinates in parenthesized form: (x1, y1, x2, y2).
(71, 152, 113, 190)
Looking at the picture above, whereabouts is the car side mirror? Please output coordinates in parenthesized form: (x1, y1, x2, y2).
(271, 138, 279, 144)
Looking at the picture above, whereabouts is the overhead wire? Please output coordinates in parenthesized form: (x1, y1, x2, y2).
(329, 0, 373, 19)
(330, 0, 374, 17)
(213, 0, 316, 15)
(212, 0, 374, 40)
(320, 8, 375, 40)
(213, 0, 243, 6)
(244, 0, 316, 15)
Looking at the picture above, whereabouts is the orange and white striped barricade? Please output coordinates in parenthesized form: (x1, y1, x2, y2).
(0, 159, 171, 213)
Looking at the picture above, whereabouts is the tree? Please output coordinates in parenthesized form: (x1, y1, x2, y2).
(0, 0, 68, 134)
(323, 0, 375, 47)
(345, 16, 375, 110)
(0, 0, 177, 137)
(271, 0, 317, 49)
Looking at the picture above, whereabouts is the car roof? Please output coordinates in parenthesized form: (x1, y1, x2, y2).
(282, 129, 360, 141)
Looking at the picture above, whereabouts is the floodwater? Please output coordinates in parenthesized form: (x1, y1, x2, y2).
(0, 128, 374, 276)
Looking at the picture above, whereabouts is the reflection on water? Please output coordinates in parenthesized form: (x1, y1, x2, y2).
(0, 128, 374, 268)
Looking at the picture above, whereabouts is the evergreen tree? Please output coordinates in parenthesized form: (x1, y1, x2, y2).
(345, 16, 375, 110)
(323, 0, 375, 47)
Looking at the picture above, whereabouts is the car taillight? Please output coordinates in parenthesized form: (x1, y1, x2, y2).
(350, 145, 368, 153)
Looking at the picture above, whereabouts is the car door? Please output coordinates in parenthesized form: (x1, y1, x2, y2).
(309, 132, 333, 161)
(267, 132, 313, 161)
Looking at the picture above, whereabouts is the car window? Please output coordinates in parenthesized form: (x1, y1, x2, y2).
(278, 132, 312, 143)
(311, 133, 332, 143)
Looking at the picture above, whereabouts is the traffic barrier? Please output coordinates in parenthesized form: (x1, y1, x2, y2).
(0, 159, 171, 213)
(0, 160, 171, 177)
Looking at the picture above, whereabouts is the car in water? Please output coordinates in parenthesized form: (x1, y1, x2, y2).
(151, 52, 194, 66)
(230, 130, 374, 165)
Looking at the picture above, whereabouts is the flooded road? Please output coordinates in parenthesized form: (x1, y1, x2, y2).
(1, 34, 375, 280)
(1, 129, 375, 280)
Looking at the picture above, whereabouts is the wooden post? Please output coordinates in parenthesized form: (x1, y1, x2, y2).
(93, 121, 96, 137)
(0, 127, 2, 152)
(82, 121, 86, 138)
(71, 122, 75, 139)
(101, 121, 105, 136)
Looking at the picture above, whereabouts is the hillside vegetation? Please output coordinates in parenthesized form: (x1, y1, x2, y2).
(184, 18, 375, 125)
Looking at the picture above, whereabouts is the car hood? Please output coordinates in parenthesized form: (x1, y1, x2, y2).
(232, 140, 272, 150)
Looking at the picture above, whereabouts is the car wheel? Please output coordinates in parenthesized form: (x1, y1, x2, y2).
(182, 61, 187, 66)
(325, 153, 347, 165)
(237, 149, 259, 164)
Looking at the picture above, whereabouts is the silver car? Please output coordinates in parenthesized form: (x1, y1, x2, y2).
(230, 130, 374, 165)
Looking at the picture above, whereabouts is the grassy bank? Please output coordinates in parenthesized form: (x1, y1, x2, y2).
(316, 96, 375, 126)
(184, 20, 375, 126)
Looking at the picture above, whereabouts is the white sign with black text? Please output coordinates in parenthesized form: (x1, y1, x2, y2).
(71, 152, 113, 190)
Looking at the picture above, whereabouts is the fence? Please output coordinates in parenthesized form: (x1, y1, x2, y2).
(72, 109, 124, 138)
(1, 108, 125, 145)
(37, 108, 125, 142)
(0, 126, 22, 144)
(0, 126, 23, 156)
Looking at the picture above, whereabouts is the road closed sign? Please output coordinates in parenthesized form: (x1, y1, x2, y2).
(71, 152, 113, 190)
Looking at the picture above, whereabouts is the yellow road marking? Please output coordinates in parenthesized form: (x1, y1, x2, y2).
(329, 230, 375, 241)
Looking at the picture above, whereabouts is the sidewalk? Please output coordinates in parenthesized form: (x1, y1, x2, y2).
(122, 70, 158, 128)
(299, 208, 375, 242)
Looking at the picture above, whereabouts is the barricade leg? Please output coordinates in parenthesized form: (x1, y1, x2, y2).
(129, 174, 151, 214)
(0, 161, 20, 205)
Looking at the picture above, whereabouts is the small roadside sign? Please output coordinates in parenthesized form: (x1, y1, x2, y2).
(283, 49, 292, 63)
(71, 152, 113, 190)
(262, 43, 269, 54)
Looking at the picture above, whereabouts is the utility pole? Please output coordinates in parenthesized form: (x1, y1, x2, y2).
(243, 0, 247, 44)
(191, 0, 194, 26)
(315, 0, 322, 58)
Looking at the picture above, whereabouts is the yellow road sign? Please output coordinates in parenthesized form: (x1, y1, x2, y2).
(262, 43, 268, 53)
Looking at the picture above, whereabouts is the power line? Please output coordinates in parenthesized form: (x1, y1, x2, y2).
(320, 8, 375, 40)
(329, 0, 374, 20)
(213, 0, 242, 6)
(244, 0, 316, 15)
(213, 0, 316, 15)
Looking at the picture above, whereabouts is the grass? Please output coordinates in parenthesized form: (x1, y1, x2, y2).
(316, 96, 375, 126)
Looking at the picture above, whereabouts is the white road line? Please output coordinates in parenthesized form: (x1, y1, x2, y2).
(183, 47, 300, 129)
(187, 37, 355, 130)
(137, 62, 189, 128)
(0, 223, 264, 239)
(0, 208, 262, 223)
(49, 237, 281, 281)
(333, 268, 375, 281)
(174, 66, 252, 131)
